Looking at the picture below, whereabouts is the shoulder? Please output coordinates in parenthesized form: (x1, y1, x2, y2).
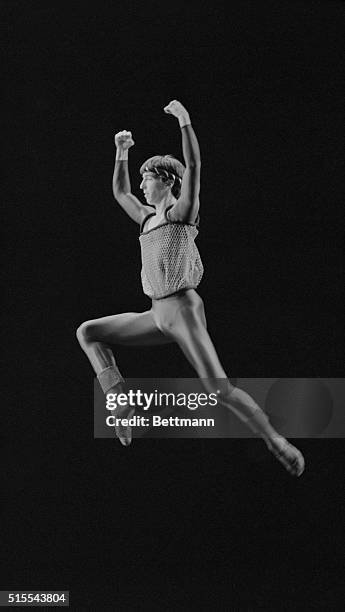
(140, 210, 156, 233)
(166, 198, 200, 225)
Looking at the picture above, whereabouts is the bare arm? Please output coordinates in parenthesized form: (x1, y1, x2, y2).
(163, 101, 201, 223)
(112, 131, 147, 225)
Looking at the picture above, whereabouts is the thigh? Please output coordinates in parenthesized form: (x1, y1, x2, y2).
(172, 305, 233, 396)
(152, 291, 225, 378)
(84, 311, 172, 346)
(174, 308, 226, 378)
(151, 289, 207, 335)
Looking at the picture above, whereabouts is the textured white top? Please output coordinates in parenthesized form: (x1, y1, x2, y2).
(139, 213, 204, 300)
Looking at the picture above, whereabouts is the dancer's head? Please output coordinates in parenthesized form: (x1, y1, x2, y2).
(139, 155, 185, 203)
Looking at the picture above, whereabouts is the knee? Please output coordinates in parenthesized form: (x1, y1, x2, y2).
(76, 320, 96, 345)
(215, 381, 235, 402)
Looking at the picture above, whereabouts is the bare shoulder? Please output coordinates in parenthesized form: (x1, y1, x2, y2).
(168, 196, 200, 223)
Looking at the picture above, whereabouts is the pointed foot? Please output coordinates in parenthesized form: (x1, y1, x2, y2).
(267, 436, 305, 477)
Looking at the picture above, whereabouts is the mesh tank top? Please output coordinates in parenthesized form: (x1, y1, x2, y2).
(139, 207, 204, 300)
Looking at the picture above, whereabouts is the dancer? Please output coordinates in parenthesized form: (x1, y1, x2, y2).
(77, 100, 305, 477)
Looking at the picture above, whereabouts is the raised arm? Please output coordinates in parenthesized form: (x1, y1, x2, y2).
(112, 131, 147, 225)
(164, 100, 201, 223)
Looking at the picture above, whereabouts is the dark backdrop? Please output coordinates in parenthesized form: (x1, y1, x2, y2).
(3, 1, 344, 609)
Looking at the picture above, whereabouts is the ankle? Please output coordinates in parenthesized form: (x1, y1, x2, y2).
(97, 365, 124, 394)
(246, 409, 279, 441)
(107, 382, 125, 395)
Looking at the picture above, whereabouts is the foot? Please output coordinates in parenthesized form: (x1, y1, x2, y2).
(267, 436, 305, 477)
(115, 405, 135, 447)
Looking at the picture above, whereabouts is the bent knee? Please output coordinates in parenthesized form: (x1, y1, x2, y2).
(76, 320, 97, 344)
(215, 381, 235, 401)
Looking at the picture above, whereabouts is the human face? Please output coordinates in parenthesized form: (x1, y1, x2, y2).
(140, 171, 168, 205)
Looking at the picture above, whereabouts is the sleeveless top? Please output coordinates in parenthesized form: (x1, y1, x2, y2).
(139, 206, 204, 300)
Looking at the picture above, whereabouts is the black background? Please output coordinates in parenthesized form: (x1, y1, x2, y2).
(3, 1, 345, 609)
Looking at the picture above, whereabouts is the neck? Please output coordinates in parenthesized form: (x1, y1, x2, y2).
(154, 192, 176, 216)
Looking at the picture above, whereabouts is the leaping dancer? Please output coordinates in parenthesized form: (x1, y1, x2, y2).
(77, 100, 305, 477)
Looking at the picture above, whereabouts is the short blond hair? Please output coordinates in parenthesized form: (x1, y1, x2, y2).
(140, 154, 185, 198)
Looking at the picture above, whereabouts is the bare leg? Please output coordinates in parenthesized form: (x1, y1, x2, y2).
(76, 310, 171, 373)
(152, 291, 305, 477)
(76, 310, 171, 444)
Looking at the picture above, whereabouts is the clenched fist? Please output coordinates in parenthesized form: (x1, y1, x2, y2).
(163, 100, 189, 118)
(114, 130, 135, 149)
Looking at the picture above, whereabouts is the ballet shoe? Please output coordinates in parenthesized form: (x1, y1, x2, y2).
(115, 406, 135, 447)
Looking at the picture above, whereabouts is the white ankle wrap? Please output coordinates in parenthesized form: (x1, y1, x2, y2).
(97, 366, 124, 394)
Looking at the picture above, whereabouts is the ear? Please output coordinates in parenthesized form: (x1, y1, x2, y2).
(162, 178, 174, 189)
